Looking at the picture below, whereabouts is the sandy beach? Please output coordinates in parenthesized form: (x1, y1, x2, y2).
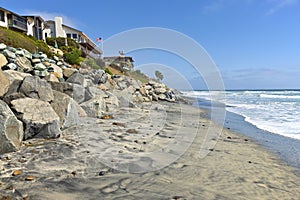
(0, 101, 299, 200)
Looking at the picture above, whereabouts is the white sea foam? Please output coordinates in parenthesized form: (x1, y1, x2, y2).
(182, 90, 300, 140)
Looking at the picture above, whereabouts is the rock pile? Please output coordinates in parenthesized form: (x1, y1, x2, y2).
(0, 42, 185, 154)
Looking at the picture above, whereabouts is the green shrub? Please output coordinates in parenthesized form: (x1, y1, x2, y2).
(126, 69, 149, 83)
(62, 46, 84, 65)
(46, 37, 79, 49)
(82, 58, 101, 69)
(104, 67, 113, 75)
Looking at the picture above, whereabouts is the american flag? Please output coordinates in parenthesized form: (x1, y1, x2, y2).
(96, 37, 102, 42)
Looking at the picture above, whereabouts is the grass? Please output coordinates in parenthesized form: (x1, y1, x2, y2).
(0, 27, 50, 55)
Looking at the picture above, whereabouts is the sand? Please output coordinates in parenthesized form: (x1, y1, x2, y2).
(0, 101, 299, 200)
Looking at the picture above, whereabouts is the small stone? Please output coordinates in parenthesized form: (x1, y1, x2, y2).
(126, 129, 138, 134)
(0, 43, 7, 50)
(25, 175, 35, 181)
(172, 196, 184, 200)
(101, 115, 114, 119)
(99, 171, 106, 176)
(71, 171, 77, 176)
(5, 185, 14, 190)
(43, 61, 51, 67)
(112, 122, 126, 127)
(6, 63, 17, 70)
(12, 170, 22, 176)
(32, 58, 41, 64)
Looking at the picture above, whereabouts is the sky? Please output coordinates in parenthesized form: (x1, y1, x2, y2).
(1, 0, 300, 90)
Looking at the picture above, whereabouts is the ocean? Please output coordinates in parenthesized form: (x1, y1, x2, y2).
(182, 90, 300, 170)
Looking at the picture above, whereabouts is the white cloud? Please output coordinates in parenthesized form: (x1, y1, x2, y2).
(21, 10, 78, 28)
(266, 0, 298, 15)
(202, 0, 226, 14)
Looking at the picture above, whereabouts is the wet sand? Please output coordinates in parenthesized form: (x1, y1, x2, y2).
(0, 101, 299, 199)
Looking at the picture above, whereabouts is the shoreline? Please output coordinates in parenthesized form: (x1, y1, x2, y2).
(1, 100, 299, 199)
(192, 96, 300, 173)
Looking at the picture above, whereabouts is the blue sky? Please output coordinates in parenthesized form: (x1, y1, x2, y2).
(1, 0, 300, 90)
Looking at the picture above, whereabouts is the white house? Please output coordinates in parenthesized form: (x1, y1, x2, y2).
(25, 16, 46, 41)
(45, 17, 102, 58)
(0, 7, 27, 33)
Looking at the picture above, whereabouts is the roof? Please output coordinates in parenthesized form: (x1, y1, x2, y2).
(104, 56, 134, 62)
(23, 15, 45, 22)
(0, 7, 25, 18)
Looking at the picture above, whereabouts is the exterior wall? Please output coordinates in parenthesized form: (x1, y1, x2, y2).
(0, 9, 8, 28)
(64, 26, 82, 42)
(44, 21, 55, 38)
(54, 17, 65, 37)
(27, 17, 34, 36)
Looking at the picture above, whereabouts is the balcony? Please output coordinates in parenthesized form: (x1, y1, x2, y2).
(7, 14, 27, 32)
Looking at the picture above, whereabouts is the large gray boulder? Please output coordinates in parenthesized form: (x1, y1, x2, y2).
(11, 98, 61, 139)
(80, 87, 108, 117)
(0, 53, 8, 68)
(80, 98, 106, 118)
(2, 70, 31, 104)
(15, 56, 33, 72)
(0, 100, 24, 154)
(19, 76, 54, 102)
(90, 69, 108, 84)
(50, 82, 91, 104)
(51, 91, 81, 130)
(0, 69, 9, 97)
(66, 72, 87, 87)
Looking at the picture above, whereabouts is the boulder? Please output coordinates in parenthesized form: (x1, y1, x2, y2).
(80, 86, 109, 117)
(0, 53, 8, 68)
(50, 64, 63, 78)
(19, 76, 54, 102)
(91, 70, 108, 84)
(0, 100, 24, 154)
(2, 70, 31, 83)
(0, 43, 7, 50)
(15, 56, 33, 72)
(66, 72, 87, 87)
(11, 98, 60, 139)
(2, 70, 30, 103)
(63, 67, 77, 78)
(50, 82, 90, 104)
(51, 91, 80, 129)
(2, 49, 16, 59)
(0, 69, 9, 97)
(80, 98, 106, 118)
(44, 74, 59, 83)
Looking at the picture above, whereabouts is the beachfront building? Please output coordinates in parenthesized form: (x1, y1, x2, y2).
(0, 7, 27, 33)
(103, 53, 134, 71)
(25, 16, 45, 41)
(0, 7, 46, 41)
(45, 17, 102, 59)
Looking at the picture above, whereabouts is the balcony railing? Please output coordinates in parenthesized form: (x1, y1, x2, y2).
(8, 15, 27, 32)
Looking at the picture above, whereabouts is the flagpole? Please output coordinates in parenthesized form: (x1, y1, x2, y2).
(101, 37, 103, 57)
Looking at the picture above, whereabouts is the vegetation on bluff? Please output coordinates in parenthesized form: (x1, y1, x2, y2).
(0, 27, 50, 56)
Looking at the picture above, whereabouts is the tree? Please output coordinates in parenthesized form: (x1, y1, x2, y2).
(155, 70, 164, 81)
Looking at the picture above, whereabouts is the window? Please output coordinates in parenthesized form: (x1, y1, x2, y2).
(0, 10, 5, 22)
(72, 33, 78, 39)
(66, 33, 71, 38)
